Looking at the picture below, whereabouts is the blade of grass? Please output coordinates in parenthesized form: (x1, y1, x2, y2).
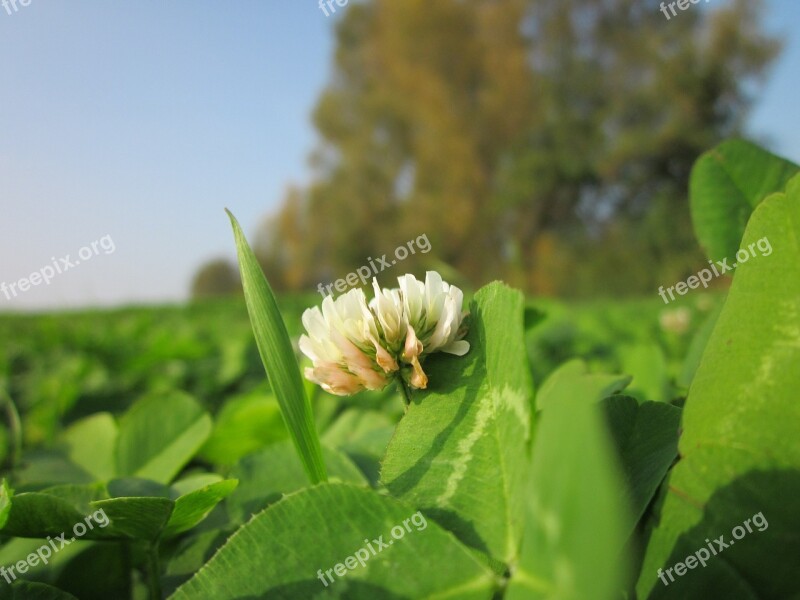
(226, 209, 327, 484)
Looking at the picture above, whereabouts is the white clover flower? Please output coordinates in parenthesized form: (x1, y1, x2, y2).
(395, 272, 469, 389)
(370, 279, 407, 351)
(299, 289, 397, 396)
(659, 306, 691, 335)
(300, 271, 470, 397)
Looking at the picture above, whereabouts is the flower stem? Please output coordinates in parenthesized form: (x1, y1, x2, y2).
(397, 376, 413, 407)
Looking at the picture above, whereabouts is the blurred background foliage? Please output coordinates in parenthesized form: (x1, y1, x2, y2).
(195, 0, 780, 298)
(0, 291, 712, 459)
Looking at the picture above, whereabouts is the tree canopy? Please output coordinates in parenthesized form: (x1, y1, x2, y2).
(199, 0, 780, 297)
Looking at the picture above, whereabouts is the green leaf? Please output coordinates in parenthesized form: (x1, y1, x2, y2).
(171, 483, 496, 599)
(116, 391, 212, 484)
(162, 479, 238, 538)
(0, 581, 78, 600)
(51, 543, 131, 600)
(506, 396, 629, 600)
(164, 528, 237, 596)
(92, 496, 173, 541)
(689, 139, 798, 264)
(601, 395, 681, 530)
(198, 390, 287, 466)
(227, 442, 365, 525)
(107, 477, 171, 499)
(0, 474, 234, 543)
(60, 413, 118, 481)
(226, 209, 327, 485)
(637, 175, 800, 598)
(381, 282, 534, 565)
(169, 473, 224, 497)
(617, 343, 669, 402)
(322, 408, 395, 485)
(0, 478, 12, 528)
(0, 483, 115, 540)
(523, 304, 547, 332)
(536, 358, 630, 410)
(10, 450, 95, 490)
(677, 302, 723, 389)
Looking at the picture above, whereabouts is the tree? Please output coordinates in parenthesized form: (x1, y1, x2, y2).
(256, 0, 780, 296)
(190, 259, 241, 299)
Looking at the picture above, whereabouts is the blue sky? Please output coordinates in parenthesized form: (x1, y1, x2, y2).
(0, 0, 798, 311)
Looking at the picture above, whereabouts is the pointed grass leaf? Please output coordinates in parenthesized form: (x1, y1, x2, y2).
(226, 209, 327, 484)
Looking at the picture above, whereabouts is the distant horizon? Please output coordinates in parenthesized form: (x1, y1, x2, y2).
(1, 0, 798, 312)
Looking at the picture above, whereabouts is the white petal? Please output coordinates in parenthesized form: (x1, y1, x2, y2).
(441, 340, 470, 356)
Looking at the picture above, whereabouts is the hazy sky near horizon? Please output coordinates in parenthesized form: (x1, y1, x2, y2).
(1, 1, 798, 311)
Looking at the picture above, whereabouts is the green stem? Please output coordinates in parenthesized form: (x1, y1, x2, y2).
(397, 376, 413, 407)
(146, 543, 162, 600)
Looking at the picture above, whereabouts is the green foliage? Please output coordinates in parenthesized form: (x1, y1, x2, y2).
(536, 358, 630, 410)
(507, 395, 628, 600)
(0, 141, 797, 598)
(381, 283, 534, 565)
(197, 390, 287, 466)
(227, 442, 365, 525)
(617, 343, 669, 403)
(172, 484, 497, 600)
(677, 302, 723, 389)
(162, 478, 239, 538)
(60, 414, 117, 482)
(226, 210, 327, 485)
(602, 396, 681, 530)
(0, 477, 236, 542)
(0, 581, 78, 599)
(116, 392, 211, 484)
(638, 172, 800, 599)
(689, 139, 799, 263)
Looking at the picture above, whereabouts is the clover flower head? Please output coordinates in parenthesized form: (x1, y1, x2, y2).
(299, 288, 396, 396)
(659, 306, 691, 335)
(300, 271, 469, 396)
